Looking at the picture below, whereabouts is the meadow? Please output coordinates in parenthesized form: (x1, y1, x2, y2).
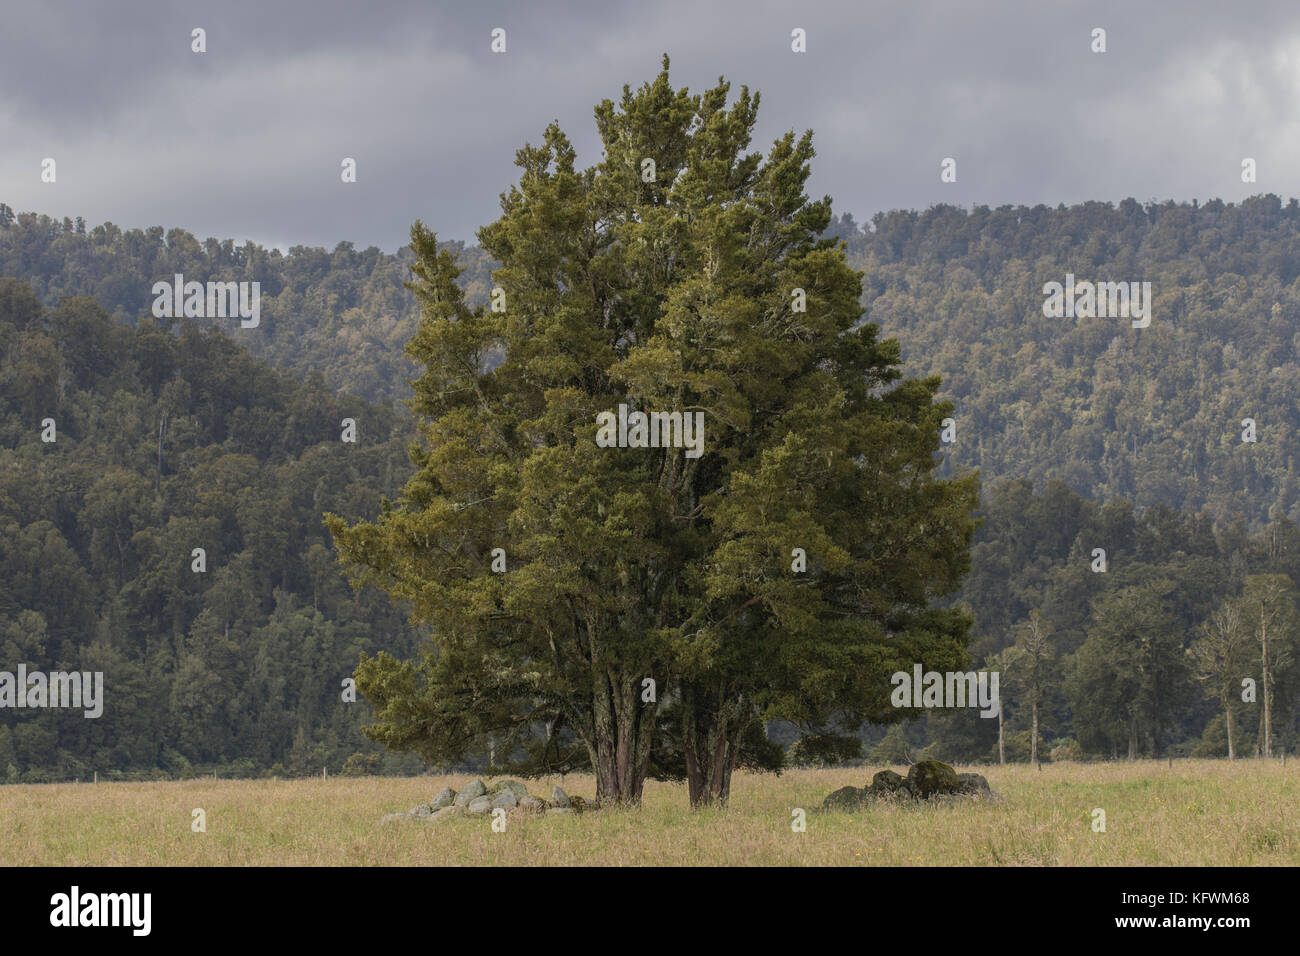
(2, 760, 1295, 866)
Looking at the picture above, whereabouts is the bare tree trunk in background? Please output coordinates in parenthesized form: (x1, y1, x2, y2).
(1261, 613, 1274, 758)
(997, 695, 1005, 765)
(1031, 700, 1040, 770)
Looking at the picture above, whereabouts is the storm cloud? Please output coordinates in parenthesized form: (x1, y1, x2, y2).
(3, 0, 1298, 250)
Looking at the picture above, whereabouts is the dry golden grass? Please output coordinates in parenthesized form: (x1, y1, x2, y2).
(1, 759, 1296, 866)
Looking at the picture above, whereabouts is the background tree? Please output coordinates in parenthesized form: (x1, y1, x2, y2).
(1188, 602, 1251, 758)
(1239, 574, 1298, 757)
(1067, 583, 1189, 758)
(1003, 610, 1057, 768)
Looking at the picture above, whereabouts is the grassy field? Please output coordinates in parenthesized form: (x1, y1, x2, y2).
(1, 759, 1296, 866)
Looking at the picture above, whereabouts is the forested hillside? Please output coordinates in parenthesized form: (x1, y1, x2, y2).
(3, 194, 1300, 774)
(0, 277, 425, 781)
(6, 197, 1298, 528)
(833, 195, 1300, 530)
(0, 203, 494, 404)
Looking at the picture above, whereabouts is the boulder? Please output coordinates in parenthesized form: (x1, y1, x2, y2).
(489, 790, 518, 811)
(454, 779, 487, 806)
(956, 772, 1002, 800)
(465, 795, 492, 816)
(428, 806, 461, 821)
(820, 762, 997, 812)
(906, 759, 961, 798)
(550, 785, 571, 808)
(409, 804, 434, 818)
(518, 795, 547, 814)
(430, 786, 456, 809)
(822, 785, 867, 811)
(869, 769, 906, 794)
(489, 779, 530, 799)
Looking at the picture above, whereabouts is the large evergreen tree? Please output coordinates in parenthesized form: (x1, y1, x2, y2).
(327, 58, 979, 806)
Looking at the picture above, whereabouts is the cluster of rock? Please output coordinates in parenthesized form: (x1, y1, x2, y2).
(821, 759, 999, 810)
(382, 779, 595, 824)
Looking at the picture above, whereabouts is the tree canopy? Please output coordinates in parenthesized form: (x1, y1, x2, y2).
(327, 58, 979, 806)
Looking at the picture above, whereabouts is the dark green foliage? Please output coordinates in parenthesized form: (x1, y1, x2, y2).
(785, 732, 863, 767)
(0, 278, 423, 780)
(921, 478, 1300, 762)
(328, 59, 979, 807)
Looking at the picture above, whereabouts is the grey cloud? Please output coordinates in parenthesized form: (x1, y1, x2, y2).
(3, 0, 1299, 251)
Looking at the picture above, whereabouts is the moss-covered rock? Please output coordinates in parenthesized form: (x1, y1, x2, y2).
(906, 759, 961, 798)
(822, 785, 866, 811)
(869, 769, 906, 793)
(956, 772, 990, 794)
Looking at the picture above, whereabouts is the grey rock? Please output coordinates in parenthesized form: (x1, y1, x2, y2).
(466, 795, 492, 816)
(489, 790, 518, 811)
(454, 779, 487, 806)
(518, 794, 547, 814)
(430, 786, 456, 809)
(489, 779, 530, 799)
(550, 785, 571, 808)
(409, 804, 434, 818)
(428, 806, 461, 821)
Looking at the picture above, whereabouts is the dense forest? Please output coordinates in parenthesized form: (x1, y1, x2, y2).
(833, 195, 1300, 530)
(0, 276, 426, 781)
(2, 194, 1299, 779)
(909, 480, 1300, 763)
(0, 202, 495, 405)
(5, 196, 1297, 529)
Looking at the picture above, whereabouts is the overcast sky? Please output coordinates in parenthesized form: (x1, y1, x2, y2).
(4, 0, 1300, 253)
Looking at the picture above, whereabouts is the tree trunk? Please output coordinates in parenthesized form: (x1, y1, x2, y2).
(681, 684, 748, 808)
(588, 665, 655, 806)
(1261, 621, 1273, 758)
(1225, 703, 1235, 760)
(1127, 718, 1137, 760)
(156, 410, 167, 495)
(997, 696, 1005, 765)
(1031, 700, 1039, 770)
